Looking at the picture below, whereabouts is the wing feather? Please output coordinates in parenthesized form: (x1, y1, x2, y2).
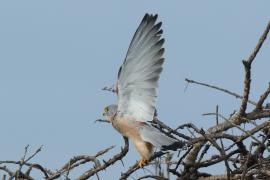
(139, 125, 186, 150)
(139, 125, 176, 148)
(117, 14, 164, 122)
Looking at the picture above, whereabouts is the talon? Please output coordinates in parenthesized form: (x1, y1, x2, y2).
(138, 159, 147, 168)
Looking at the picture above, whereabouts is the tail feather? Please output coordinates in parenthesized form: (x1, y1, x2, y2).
(139, 125, 186, 151)
(161, 140, 186, 151)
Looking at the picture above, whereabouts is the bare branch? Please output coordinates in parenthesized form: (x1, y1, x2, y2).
(255, 83, 270, 110)
(185, 78, 256, 106)
(102, 85, 117, 93)
(239, 21, 270, 116)
(78, 136, 129, 180)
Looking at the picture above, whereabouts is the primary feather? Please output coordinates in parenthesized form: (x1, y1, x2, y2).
(117, 14, 165, 122)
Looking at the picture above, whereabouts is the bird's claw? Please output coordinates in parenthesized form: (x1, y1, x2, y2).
(138, 159, 147, 168)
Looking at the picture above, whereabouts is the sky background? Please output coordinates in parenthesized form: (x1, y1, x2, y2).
(0, 1, 270, 179)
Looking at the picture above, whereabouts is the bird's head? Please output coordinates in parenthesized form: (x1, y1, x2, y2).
(103, 104, 118, 122)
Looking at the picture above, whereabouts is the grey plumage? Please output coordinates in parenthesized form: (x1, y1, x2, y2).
(139, 125, 185, 151)
(117, 14, 165, 122)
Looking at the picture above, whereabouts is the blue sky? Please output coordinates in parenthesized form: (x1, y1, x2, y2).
(0, 1, 270, 179)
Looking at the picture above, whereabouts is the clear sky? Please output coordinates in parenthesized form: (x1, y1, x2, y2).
(0, 1, 270, 179)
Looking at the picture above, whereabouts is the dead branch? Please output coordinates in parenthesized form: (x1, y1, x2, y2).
(185, 78, 257, 106)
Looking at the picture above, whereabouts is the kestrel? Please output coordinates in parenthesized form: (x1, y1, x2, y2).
(103, 14, 184, 168)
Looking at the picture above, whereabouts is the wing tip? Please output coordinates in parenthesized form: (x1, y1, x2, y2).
(156, 38, 165, 47)
(142, 13, 159, 24)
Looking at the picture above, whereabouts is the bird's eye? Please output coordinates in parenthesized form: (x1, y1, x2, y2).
(104, 107, 109, 113)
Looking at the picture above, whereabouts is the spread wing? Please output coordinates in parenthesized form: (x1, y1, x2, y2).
(117, 14, 165, 122)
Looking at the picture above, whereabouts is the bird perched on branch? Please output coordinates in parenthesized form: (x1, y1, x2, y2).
(102, 14, 185, 168)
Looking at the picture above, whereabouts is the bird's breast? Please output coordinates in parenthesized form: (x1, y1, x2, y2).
(112, 115, 154, 160)
(112, 115, 140, 140)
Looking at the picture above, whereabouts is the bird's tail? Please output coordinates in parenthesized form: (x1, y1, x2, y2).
(139, 125, 186, 151)
(160, 140, 186, 151)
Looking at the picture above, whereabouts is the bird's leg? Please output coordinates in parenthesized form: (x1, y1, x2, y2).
(138, 158, 148, 168)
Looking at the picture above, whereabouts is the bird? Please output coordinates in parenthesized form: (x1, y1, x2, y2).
(102, 14, 185, 168)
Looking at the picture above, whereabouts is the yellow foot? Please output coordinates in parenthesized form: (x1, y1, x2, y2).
(138, 159, 148, 168)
